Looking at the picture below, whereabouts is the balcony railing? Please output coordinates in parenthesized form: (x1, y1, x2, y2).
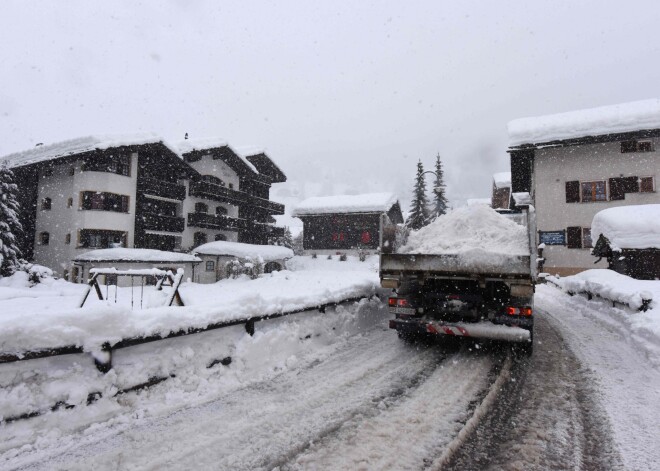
(189, 181, 248, 205)
(142, 213, 185, 233)
(138, 177, 187, 201)
(189, 181, 284, 215)
(187, 212, 247, 231)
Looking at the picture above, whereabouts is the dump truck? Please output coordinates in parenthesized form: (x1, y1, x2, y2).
(380, 205, 537, 354)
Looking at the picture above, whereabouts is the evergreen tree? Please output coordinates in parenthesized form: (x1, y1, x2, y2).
(281, 227, 294, 250)
(431, 153, 449, 219)
(405, 160, 430, 230)
(0, 164, 22, 276)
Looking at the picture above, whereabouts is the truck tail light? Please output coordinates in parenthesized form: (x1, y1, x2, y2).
(388, 297, 411, 308)
(506, 306, 533, 316)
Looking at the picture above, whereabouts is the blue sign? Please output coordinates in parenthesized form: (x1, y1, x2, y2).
(539, 231, 565, 246)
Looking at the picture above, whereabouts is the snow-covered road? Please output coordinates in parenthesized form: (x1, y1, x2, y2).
(6, 307, 502, 471)
(3, 283, 659, 470)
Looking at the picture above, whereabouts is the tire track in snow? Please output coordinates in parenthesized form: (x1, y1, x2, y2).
(442, 314, 624, 471)
(17, 329, 453, 470)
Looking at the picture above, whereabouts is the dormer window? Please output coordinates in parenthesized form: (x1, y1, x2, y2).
(41, 197, 52, 210)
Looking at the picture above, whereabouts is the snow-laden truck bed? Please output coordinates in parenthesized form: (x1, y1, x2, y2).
(381, 205, 536, 350)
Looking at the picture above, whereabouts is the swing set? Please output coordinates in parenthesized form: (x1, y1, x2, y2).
(79, 268, 185, 308)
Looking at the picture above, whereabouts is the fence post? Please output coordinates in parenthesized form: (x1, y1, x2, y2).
(93, 343, 113, 374)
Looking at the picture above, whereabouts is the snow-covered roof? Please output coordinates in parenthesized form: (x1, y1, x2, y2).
(0, 133, 178, 169)
(493, 172, 511, 189)
(591, 204, 660, 250)
(173, 137, 229, 155)
(74, 248, 201, 263)
(466, 198, 492, 207)
(508, 98, 660, 146)
(173, 138, 259, 174)
(193, 241, 293, 261)
(512, 192, 532, 206)
(292, 193, 399, 217)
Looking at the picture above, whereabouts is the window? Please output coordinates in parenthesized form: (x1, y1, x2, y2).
(40, 232, 50, 245)
(621, 139, 654, 153)
(640, 176, 655, 193)
(41, 197, 52, 210)
(581, 181, 606, 202)
(582, 228, 593, 249)
(215, 233, 227, 241)
(216, 206, 228, 215)
(206, 261, 215, 271)
(68, 167, 75, 176)
(566, 226, 582, 249)
(65, 233, 71, 245)
(194, 232, 208, 247)
(195, 202, 208, 213)
(565, 181, 580, 203)
(79, 229, 126, 248)
(81, 192, 129, 212)
(67, 197, 73, 208)
(228, 183, 234, 189)
(609, 176, 638, 201)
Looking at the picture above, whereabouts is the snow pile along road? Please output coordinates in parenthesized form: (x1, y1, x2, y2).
(0, 266, 379, 354)
(400, 205, 530, 264)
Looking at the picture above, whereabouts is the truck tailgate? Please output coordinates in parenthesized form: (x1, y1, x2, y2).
(380, 253, 531, 278)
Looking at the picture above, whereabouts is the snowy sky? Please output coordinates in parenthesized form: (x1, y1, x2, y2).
(2, 0, 660, 213)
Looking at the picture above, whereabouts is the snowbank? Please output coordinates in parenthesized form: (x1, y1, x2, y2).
(466, 198, 491, 207)
(591, 204, 660, 250)
(193, 241, 293, 261)
(74, 248, 201, 263)
(399, 206, 530, 260)
(508, 98, 660, 146)
(0, 265, 379, 354)
(546, 269, 655, 311)
(292, 193, 398, 216)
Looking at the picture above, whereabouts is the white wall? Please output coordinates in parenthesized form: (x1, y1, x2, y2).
(534, 139, 660, 275)
(33, 154, 138, 278)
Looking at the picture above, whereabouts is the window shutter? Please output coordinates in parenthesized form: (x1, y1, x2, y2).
(640, 177, 655, 192)
(565, 181, 580, 203)
(567, 226, 582, 249)
(122, 195, 129, 213)
(609, 178, 625, 200)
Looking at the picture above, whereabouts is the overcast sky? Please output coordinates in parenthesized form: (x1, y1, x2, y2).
(2, 0, 660, 214)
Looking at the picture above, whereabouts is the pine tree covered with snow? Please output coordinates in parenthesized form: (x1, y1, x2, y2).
(0, 164, 22, 276)
(406, 160, 430, 230)
(281, 227, 294, 250)
(431, 153, 449, 219)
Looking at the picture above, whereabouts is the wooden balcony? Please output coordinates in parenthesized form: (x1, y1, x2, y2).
(142, 213, 185, 233)
(189, 181, 284, 215)
(138, 177, 187, 201)
(187, 212, 247, 232)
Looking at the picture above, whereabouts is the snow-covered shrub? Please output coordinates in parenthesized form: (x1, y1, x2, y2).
(339, 253, 347, 262)
(358, 249, 367, 262)
(327, 254, 333, 260)
(225, 256, 264, 280)
(16, 260, 53, 285)
(225, 259, 244, 279)
(311, 253, 317, 259)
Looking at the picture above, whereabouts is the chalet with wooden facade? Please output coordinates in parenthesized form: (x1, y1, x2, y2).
(0, 134, 286, 281)
(508, 99, 660, 276)
(292, 193, 403, 255)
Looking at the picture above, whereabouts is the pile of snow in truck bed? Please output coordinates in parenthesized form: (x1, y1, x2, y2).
(591, 204, 660, 250)
(399, 205, 529, 259)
